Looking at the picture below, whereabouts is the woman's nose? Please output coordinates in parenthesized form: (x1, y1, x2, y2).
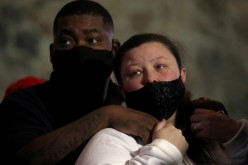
(142, 71, 158, 85)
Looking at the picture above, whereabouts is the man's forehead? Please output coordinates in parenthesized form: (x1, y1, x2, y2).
(54, 15, 106, 35)
(57, 14, 105, 28)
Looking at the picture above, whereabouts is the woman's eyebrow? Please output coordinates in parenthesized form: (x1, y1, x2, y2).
(150, 56, 169, 62)
(126, 60, 141, 67)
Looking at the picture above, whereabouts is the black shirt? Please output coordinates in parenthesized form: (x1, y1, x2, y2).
(0, 79, 122, 164)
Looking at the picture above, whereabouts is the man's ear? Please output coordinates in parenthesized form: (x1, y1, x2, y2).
(112, 38, 121, 56)
(49, 44, 53, 63)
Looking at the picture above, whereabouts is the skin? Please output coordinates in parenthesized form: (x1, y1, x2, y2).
(50, 15, 119, 54)
(16, 15, 158, 165)
(190, 109, 242, 143)
(120, 42, 186, 92)
(119, 42, 188, 154)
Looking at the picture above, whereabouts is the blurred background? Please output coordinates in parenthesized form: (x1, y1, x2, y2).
(0, 0, 248, 120)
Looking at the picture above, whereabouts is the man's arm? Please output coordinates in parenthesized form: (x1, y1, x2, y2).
(17, 105, 157, 165)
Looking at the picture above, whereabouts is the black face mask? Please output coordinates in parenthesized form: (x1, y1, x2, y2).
(50, 46, 113, 85)
(49, 46, 114, 111)
(125, 77, 185, 120)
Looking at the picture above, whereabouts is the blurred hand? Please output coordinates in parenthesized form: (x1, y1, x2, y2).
(190, 109, 241, 143)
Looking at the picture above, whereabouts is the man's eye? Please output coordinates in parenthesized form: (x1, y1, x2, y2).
(88, 38, 98, 44)
(58, 39, 72, 47)
(64, 40, 71, 45)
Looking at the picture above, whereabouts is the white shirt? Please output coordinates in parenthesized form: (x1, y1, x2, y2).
(75, 128, 193, 165)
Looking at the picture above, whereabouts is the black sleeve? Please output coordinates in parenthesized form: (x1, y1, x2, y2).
(0, 87, 53, 164)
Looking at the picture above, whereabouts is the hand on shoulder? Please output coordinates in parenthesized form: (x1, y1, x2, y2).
(102, 105, 158, 144)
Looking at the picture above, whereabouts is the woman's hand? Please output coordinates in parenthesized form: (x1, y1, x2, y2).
(152, 115, 188, 154)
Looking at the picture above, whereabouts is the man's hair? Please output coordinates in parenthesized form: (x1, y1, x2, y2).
(113, 33, 183, 84)
(53, 0, 114, 35)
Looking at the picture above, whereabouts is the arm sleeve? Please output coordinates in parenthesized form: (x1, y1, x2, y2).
(75, 128, 138, 165)
(0, 88, 53, 164)
(126, 139, 183, 165)
(223, 119, 248, 165)
(75, 128, 184, 165)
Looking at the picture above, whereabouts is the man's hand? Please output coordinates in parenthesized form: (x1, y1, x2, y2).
(106, 105, 158, 144)
(190, 109, 241, 143)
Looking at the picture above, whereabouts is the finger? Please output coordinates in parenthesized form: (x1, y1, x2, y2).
(190, 114, 201, 123)
(141, 130, 150, 144)
(154, 119, 166, 132)
(193, 108, 211, 114)
(191, 122, 201, 131)
(190, 110, 209, 122)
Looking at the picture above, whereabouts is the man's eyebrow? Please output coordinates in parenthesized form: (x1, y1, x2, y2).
(58, 29, 75, 37)
(58, 28, 100, 36)
(82, 28, 100, 34)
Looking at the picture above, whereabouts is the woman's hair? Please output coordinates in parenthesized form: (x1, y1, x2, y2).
(53, 0, 114, 35)
(113, 33, 183, 84)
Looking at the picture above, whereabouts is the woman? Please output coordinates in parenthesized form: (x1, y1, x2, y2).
(75, 33, 230, 164)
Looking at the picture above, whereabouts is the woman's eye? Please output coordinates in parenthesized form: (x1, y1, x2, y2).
(155, 64, 166, 70)
(129, 70, 142, 78)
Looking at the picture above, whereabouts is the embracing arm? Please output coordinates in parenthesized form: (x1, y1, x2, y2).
(17, 106, 109, 164)
(17, 105, 157, 165)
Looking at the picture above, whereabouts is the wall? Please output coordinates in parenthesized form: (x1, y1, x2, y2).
(0, 0, 248, 120)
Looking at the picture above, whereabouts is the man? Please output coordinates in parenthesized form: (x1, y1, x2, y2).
(0, 1, 157, 164)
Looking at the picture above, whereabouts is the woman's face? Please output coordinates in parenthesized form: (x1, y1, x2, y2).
(120, 42, 186, 93)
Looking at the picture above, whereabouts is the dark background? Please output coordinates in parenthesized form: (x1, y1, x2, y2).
(0, 0, 248, 120)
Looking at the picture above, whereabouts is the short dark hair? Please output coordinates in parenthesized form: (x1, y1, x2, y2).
(53, 0, 114, 35)
(113, 33, 183, 84)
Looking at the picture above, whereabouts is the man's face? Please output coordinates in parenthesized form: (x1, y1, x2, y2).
(51, 14, 113, 52)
